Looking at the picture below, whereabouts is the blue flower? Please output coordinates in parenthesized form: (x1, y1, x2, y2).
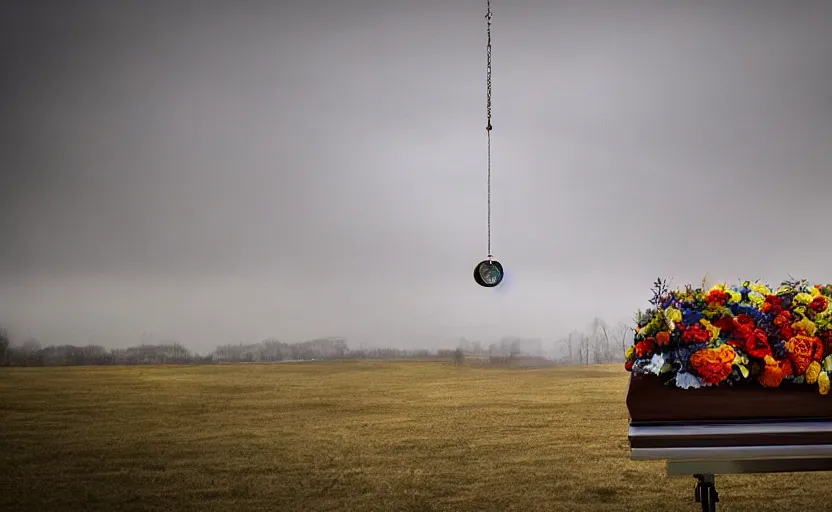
(738, 286, 751, 302)
(682, 309, 703, 326)
(771, 340, 788, 359)
(732, 304, 763, 322)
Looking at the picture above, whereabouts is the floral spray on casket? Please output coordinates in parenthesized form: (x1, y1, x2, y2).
(624, 278, 832, 395)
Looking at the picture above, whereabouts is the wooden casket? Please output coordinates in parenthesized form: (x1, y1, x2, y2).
(624, 279, 832, 510)
(627, 372, 832, 424)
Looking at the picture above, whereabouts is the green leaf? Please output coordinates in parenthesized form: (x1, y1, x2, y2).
(824, 355, 832, 373)
(738, 364, 749, 378)
(660, 363, 673, 374)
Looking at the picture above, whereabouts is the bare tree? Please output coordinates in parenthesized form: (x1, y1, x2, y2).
(566, 330, 582, 364)
(613, 322, 633, 361)
(588, 317, 610, 364)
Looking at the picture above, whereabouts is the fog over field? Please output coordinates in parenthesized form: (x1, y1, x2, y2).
(2, 0, 832, 353)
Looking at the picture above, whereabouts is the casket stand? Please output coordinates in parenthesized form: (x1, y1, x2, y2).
(627, 373, 832, 512)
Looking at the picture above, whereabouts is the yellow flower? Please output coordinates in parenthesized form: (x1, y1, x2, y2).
(792, 317, 817, 336)
(819, 372, 830, 395)
(642, 315, 661, 337)
(749, 283, 771, 295)
(625, 346, 634, 360)
(806, 361, 822, 384)
(665, 307, 682, 324)
(728, 291, 742, 303)
(699, 319, 721, 342)
(748, 292, 765, 307)
(811, 287, 822, 298)
(794, 293, 813, 306)
(733, 353, 749, 366)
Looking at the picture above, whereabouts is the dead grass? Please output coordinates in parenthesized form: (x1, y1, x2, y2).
(1, 361, 830, 511)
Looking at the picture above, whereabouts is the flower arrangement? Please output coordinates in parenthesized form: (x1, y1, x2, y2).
(625, 278, 832, 394)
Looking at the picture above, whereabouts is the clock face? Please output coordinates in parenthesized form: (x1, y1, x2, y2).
(474, 260, 504, 287)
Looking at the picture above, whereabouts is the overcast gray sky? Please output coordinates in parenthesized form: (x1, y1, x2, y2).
(2, 0, 831, 351)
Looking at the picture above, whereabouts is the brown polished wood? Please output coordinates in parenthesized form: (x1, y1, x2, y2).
(626, 373, 832, 424)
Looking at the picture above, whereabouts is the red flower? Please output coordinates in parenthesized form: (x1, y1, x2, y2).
(779, 326, 795, 341)
(762, 295, 783, 315)
(810, 296, 829, 313)
(706, 289, 730, 306)
(736, 314, 755, 327)
(635, 339, 655, 358)
(780, 358, 795, 378)
(655, 331, 671, 346)
(624, 360, 634, 371)
(743, 328, 772, 359)
(773, 311, 792, 327)
(713, 317, 736, 333)
(681, 324, 711, 344)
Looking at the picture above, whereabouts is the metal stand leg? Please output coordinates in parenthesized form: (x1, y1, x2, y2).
(693, 474, 718, 512)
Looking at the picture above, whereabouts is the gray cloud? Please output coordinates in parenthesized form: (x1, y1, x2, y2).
(2, 0, 832, 350)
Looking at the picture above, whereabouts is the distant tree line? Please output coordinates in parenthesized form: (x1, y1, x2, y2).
(0, 318, 633, 367)
(210, 338, 441, 363)
(0, 331, 454, 367)
(0, 330, 198, 367)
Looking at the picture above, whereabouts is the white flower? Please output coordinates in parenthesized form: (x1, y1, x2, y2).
(675, 371, 703, 389)
(645, 353, 666, 375)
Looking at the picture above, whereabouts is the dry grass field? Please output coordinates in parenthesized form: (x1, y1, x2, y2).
(2, 361, 831, 511)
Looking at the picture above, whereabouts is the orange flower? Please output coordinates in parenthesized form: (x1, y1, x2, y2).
(689, 345, 736, 385)
(655, 331, 671, 346)
(786, 335, 824, 375)
(759, 355, 784, 388)
(780, 358, 794, 379)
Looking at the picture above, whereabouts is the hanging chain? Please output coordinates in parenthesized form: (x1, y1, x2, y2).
(485, 0, 493, 259)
